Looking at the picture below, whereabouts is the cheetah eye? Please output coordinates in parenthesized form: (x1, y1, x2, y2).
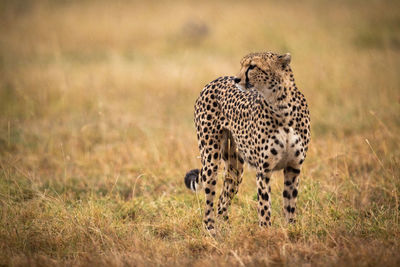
(248, 65, 256, 70)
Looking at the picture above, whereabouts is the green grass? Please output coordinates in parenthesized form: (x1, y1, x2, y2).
(1, 0, 400, 266)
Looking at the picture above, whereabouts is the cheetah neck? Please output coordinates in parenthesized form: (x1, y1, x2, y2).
(260, 77, 295, 121)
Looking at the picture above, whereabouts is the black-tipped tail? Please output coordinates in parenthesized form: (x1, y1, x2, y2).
(184, 169, 200, 192)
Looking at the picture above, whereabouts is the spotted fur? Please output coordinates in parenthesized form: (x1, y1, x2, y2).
(184, 52, 310, 235)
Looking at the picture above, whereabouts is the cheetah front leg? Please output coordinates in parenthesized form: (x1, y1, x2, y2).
(256, 168, 273, 227)
(283, 165, 301, 223)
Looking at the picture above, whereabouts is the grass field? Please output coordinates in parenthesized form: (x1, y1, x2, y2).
(1, 0, 400, 266)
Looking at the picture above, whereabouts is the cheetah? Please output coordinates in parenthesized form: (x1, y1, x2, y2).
(184, 52, 310, 235)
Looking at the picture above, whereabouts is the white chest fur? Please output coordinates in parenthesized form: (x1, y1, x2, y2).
(273, 127, 303, 171)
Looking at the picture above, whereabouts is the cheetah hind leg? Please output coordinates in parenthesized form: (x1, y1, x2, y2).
(185, 163, 220, 236)
(217, 131, 244, 221)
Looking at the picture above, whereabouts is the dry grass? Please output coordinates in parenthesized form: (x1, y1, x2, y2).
(1, 0, 400, 266)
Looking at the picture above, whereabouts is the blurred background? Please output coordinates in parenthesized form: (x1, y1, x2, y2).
(0, 0, 399, 265)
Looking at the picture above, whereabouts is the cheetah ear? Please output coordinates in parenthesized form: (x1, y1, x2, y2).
(278, 53, 291, 66)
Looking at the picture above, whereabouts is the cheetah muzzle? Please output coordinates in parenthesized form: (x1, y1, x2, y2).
(184, 52, 311, 235)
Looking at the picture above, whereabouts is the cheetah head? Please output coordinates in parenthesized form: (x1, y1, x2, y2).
(234, 52, 292, 97)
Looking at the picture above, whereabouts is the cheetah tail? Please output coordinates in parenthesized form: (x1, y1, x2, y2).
(184, 169, 202, 192)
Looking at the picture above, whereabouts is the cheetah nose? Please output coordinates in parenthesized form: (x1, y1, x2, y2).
(234, 77, 241, 83)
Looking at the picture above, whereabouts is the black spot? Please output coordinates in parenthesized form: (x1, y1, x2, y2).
(263, 162, 269, 169)
(271, 148, 277, 155)
(292, 189, 298, 198)
(205, 188, 211, 194)
(283, 190, 291, 199)
(286, 166, 300, 174)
